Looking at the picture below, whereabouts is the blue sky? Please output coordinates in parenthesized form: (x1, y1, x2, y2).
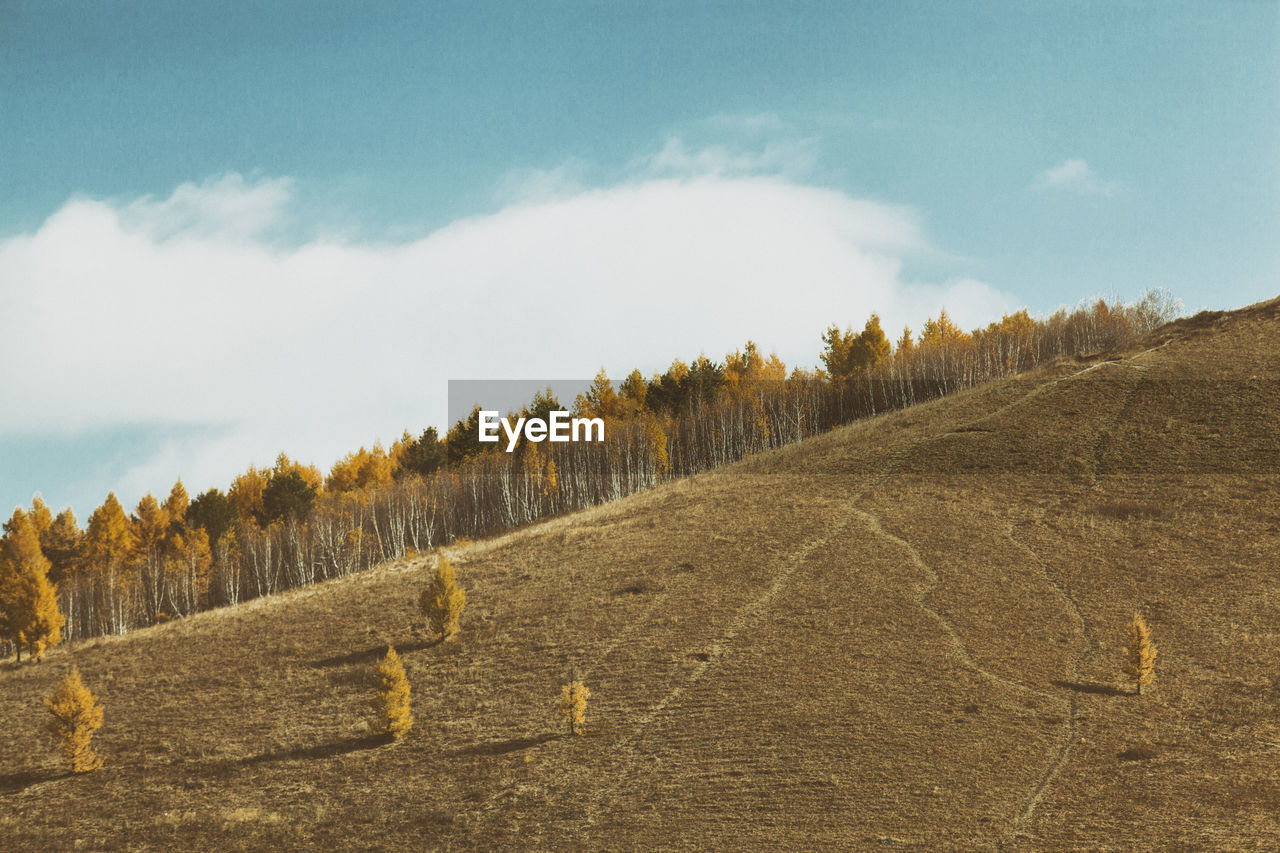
(1, 1, 1277, 517)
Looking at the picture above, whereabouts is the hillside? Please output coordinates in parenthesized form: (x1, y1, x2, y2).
(2, 297, 1278, 851)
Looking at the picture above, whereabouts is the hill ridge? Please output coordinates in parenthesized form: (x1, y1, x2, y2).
(3, 297, 1278, 849)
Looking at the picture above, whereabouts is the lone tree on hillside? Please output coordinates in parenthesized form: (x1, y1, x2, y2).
(370, 645, 413, 740)
(45, 668, 105, 773)
(418, 556, 466, 639)
(1123, 611, 1158, 695)
(558, 669, 591, 737)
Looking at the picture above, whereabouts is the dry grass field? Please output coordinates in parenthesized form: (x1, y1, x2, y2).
(2, 298, 1278, 851)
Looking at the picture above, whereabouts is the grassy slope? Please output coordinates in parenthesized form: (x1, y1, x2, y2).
(2, 298, 1278, 851)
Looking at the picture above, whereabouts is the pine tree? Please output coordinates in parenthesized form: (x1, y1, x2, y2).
(0, 508, 65, 661)
(558, 671, 590, 736)
(1123, 611, 1158, 695)
(42, 508, 82, 586)
(370, 645, 412, 739)
(45, 667, 104, 773)
(418, 556, 466, 639)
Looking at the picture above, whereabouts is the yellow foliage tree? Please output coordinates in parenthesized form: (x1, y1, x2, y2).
(1123, 611, 1158, 695)
(132, 494, 171, 623)
(163, 479, 189, 526)
(418, 556, 466, 639)
(558, 676, 591, 736)
(821, 315, 891, 382)
(919, 309, 971, 348)
(0, 508, 65, 661)
(725, 340, 766, 395)
(370, 645, 412, 739)
(228, 466, 269, 521)
(29, 495, 54, 541)
(168, 527, 213, 616)
(575, 368, 618, 420)
(543, 459, 559, 498)
(45, 667, 104, 772)
(272, 453, 324, 495)
(896, 325, 914, 357)
(644, 416, 669, 479)
(83, 493, 135, 571)
(83, 493, 136, 634)
(327, 445, 394, 493)
(619, 368, 648, 413)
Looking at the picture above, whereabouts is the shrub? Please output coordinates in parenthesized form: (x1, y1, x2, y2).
(44, 667, 104, 773)
(558, 676, 591, 736)
(370, 645, 412, 739)
(418, 556, 466, 639)
(1123, 611, 1158, 695)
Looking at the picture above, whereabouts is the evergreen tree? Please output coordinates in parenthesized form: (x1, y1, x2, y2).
(271, 453, 325, 495)
(685, 355, 725, 401)
(524, 388, 563, 423)
(1123, 611, 1158, 695)
(45, 667, 104, 773)
(418, 555, 466, 639)
(42, 508, 82, 586)
(444, 407, 488, 466)
(370, 645, 412, 739)
(644, 358, 693, 415)
(261, 469, 317, 524)
(187, 488, 235, 547)
(395, 427, 446, 479)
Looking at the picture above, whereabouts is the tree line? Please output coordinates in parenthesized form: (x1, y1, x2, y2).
(0, 291, 1180, 652)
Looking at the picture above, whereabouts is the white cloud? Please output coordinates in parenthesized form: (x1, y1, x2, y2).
(499, 112, 818, 207)
(493, 158, 594, 205)
(0, 171, 1012, 508)
(1033, 157, 1127, 197)
(627, 130, 820, 181)
(121, 173, 295, 241)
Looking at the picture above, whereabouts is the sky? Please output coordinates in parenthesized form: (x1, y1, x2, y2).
(1, 1, 1277, 518)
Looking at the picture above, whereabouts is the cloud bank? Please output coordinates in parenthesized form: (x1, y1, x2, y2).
(0, 166, 1012, 510)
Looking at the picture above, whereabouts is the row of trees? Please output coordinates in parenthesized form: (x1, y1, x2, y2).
(1, 292, 1180, 650)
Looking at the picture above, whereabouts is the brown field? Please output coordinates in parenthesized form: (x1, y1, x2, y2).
(3, 298, 1279, 851)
